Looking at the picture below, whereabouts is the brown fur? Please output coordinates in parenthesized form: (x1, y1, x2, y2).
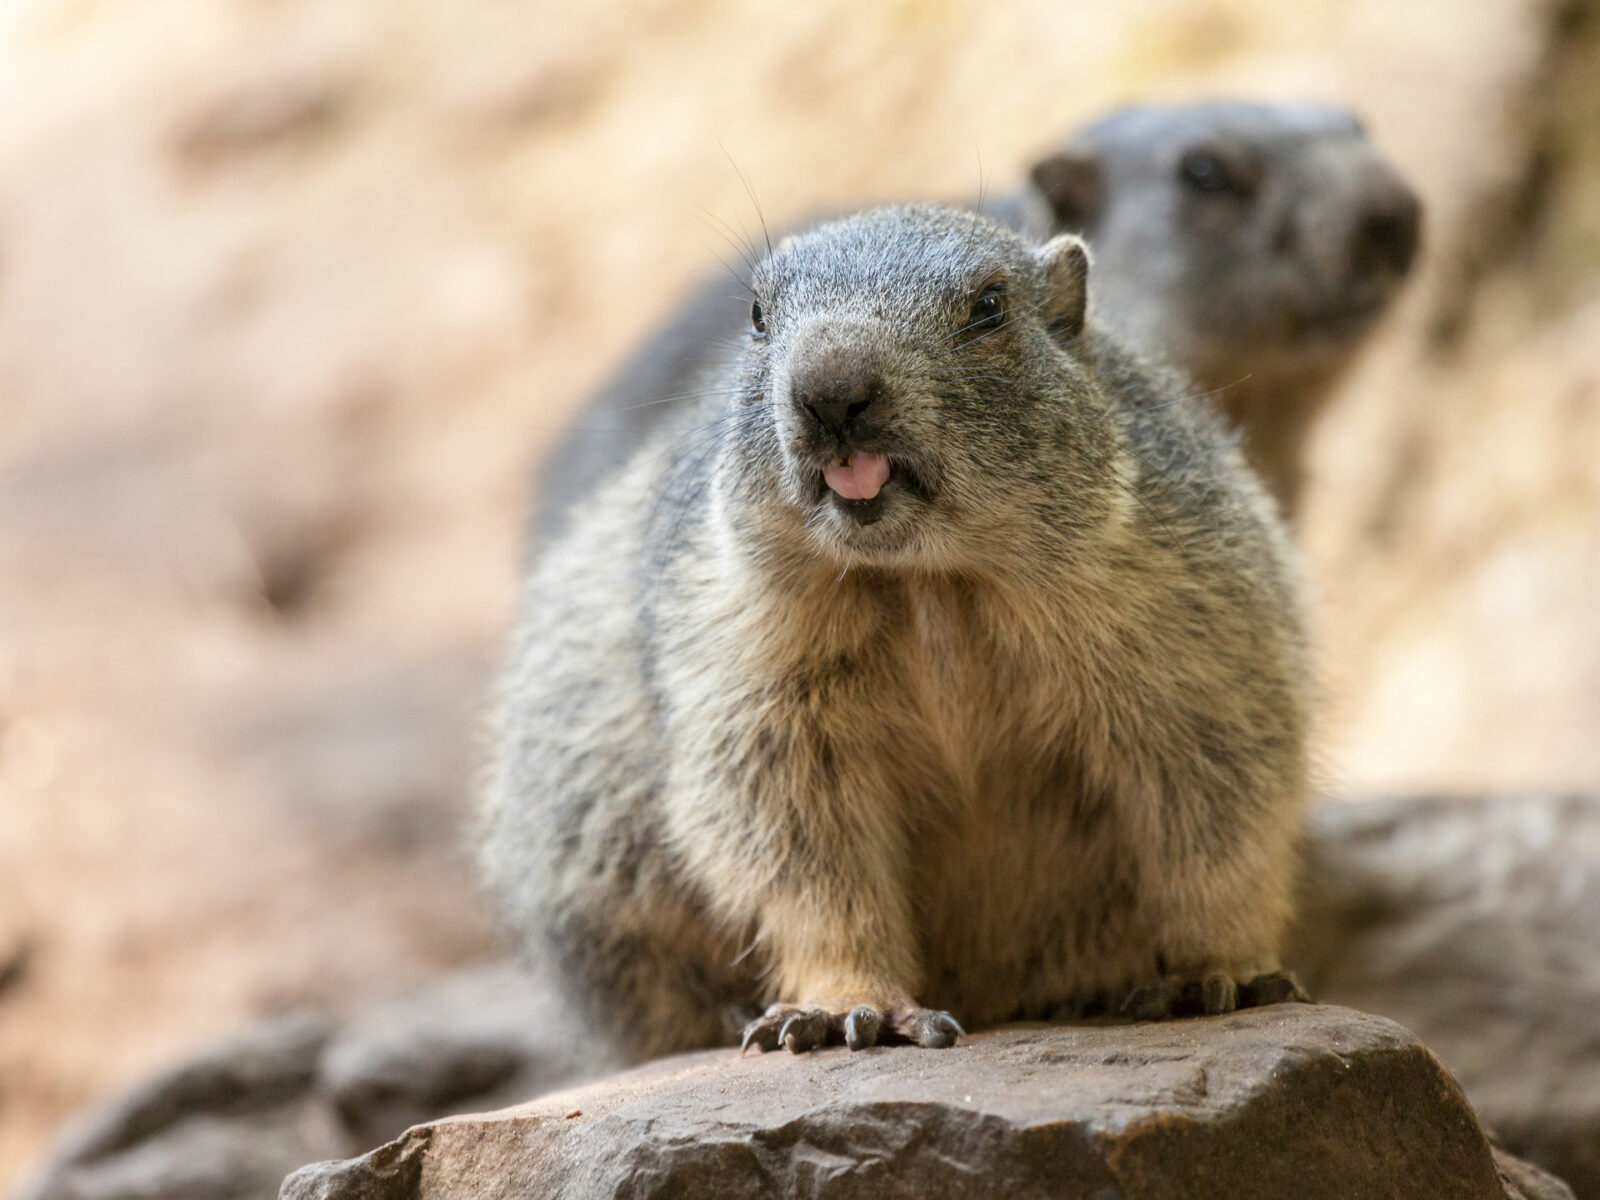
(481, 205, 1310, 1061)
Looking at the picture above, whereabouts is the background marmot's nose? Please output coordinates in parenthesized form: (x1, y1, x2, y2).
(795, 373, 882, 439)
(1351, 189, 1422, 279)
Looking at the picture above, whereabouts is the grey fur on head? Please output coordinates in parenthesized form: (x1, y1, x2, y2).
(529, 100, 1420, 548)
(1031, 101, 1421, 512)
(482, 204, 1312, 1063)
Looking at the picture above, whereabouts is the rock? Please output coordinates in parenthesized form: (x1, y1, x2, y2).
(280, 1005, 1572, 1200)
(1291, 792, 1600, 1200)
(318, 964, 598, 1148)
(16, 967, 597, 1200)
(20, 1108, 353, 1200)
(30, 795, 1600, 1200)
(15, 1012, 347, 1200)
(33, 1012, 335, 1171)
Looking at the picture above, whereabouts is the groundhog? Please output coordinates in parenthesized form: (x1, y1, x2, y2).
(529, 101, 1419, 543)
(482, 204, 1311, 1061)
(1029, 102, 1420, 516)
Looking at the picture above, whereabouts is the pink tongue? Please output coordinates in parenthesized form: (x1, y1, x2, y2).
(823, 452, 891, 501)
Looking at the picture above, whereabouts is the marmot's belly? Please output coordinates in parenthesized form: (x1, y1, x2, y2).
(911, 804, 1161, 1026)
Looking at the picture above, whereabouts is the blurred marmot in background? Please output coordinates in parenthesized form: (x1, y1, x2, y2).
(1027, 102, 1420, 515)
(483, 205, 1311, 1061)
(532, 100, 1419, 540)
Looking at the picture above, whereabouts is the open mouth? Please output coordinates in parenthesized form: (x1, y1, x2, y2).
(811, 451, 925, 527)
(825, 451, 890, 498)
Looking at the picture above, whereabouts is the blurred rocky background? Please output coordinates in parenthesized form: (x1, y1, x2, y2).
(0, 0, 1595, 1191)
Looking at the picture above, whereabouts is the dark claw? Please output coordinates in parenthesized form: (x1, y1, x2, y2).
(1201, 971, 1239, 1015)
(779, 1007, 830, 1054)
(740, 1012, 782, 1055)
(741, 1001, 962, 1054)
(1240, 970, 1312, 1007)
(921, 1012, 964, 1048)
(1122, 979, 1183, 1021)
(1121, 967, 1310, 1023)
(888, 1007, 964, 1048)
(844, 1005, 881, 1050)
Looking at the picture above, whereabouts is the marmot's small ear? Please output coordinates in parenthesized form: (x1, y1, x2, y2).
(1034, 234, 1090, 341)
(1029, 148, 1103, 233)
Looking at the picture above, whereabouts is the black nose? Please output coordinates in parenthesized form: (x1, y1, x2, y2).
(795, 373, 883, 439)
(1351, 190, 1421, 279)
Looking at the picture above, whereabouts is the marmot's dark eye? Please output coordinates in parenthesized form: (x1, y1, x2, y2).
(968, 284, 1006, 336)
(750, 298, 767, 338)
(1179, 149, 1238, 195)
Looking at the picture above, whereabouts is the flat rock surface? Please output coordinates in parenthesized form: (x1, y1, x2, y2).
(282, 1005, 1573, 1200)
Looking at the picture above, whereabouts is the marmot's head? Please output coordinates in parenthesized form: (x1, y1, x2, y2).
(723, 205, 1117, 570)
(1029, 101, 1421, 393)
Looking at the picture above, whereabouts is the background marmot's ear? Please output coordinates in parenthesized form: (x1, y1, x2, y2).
(1028, 148, 1103, 233)
(1034, 234, 1090, 341)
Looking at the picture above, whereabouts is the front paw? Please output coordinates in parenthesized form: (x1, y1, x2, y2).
(740, 1002, 963, 1054)
(1119, 969, 1312, 1020)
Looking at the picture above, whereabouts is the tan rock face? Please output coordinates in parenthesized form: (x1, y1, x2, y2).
(280, 1006, 1572, 1200)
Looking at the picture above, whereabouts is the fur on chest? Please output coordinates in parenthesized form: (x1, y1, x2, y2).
(665, 564, 1088, 809)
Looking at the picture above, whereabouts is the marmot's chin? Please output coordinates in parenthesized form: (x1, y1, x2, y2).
(810, 500, 924, 563)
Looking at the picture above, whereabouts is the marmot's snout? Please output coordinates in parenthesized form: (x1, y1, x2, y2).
(1348, 184, 1421, 285)
(784, 334, 902, 483)
(1288, 150, 1423, 326)
(792, 361, 887, 447)
(794, 362, 894, 511)
(782, 334, 916, 519)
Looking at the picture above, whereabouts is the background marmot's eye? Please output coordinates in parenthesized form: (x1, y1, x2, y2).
(968, 285, 1006, 335)
(1179, 149, 1237, 194)
(750, 298, 767, 338)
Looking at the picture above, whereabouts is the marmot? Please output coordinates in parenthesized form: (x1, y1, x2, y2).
(1028, 102, 1420, 516)
(482, 205, 1311, 1061)
(530, 101, 1419, 543)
